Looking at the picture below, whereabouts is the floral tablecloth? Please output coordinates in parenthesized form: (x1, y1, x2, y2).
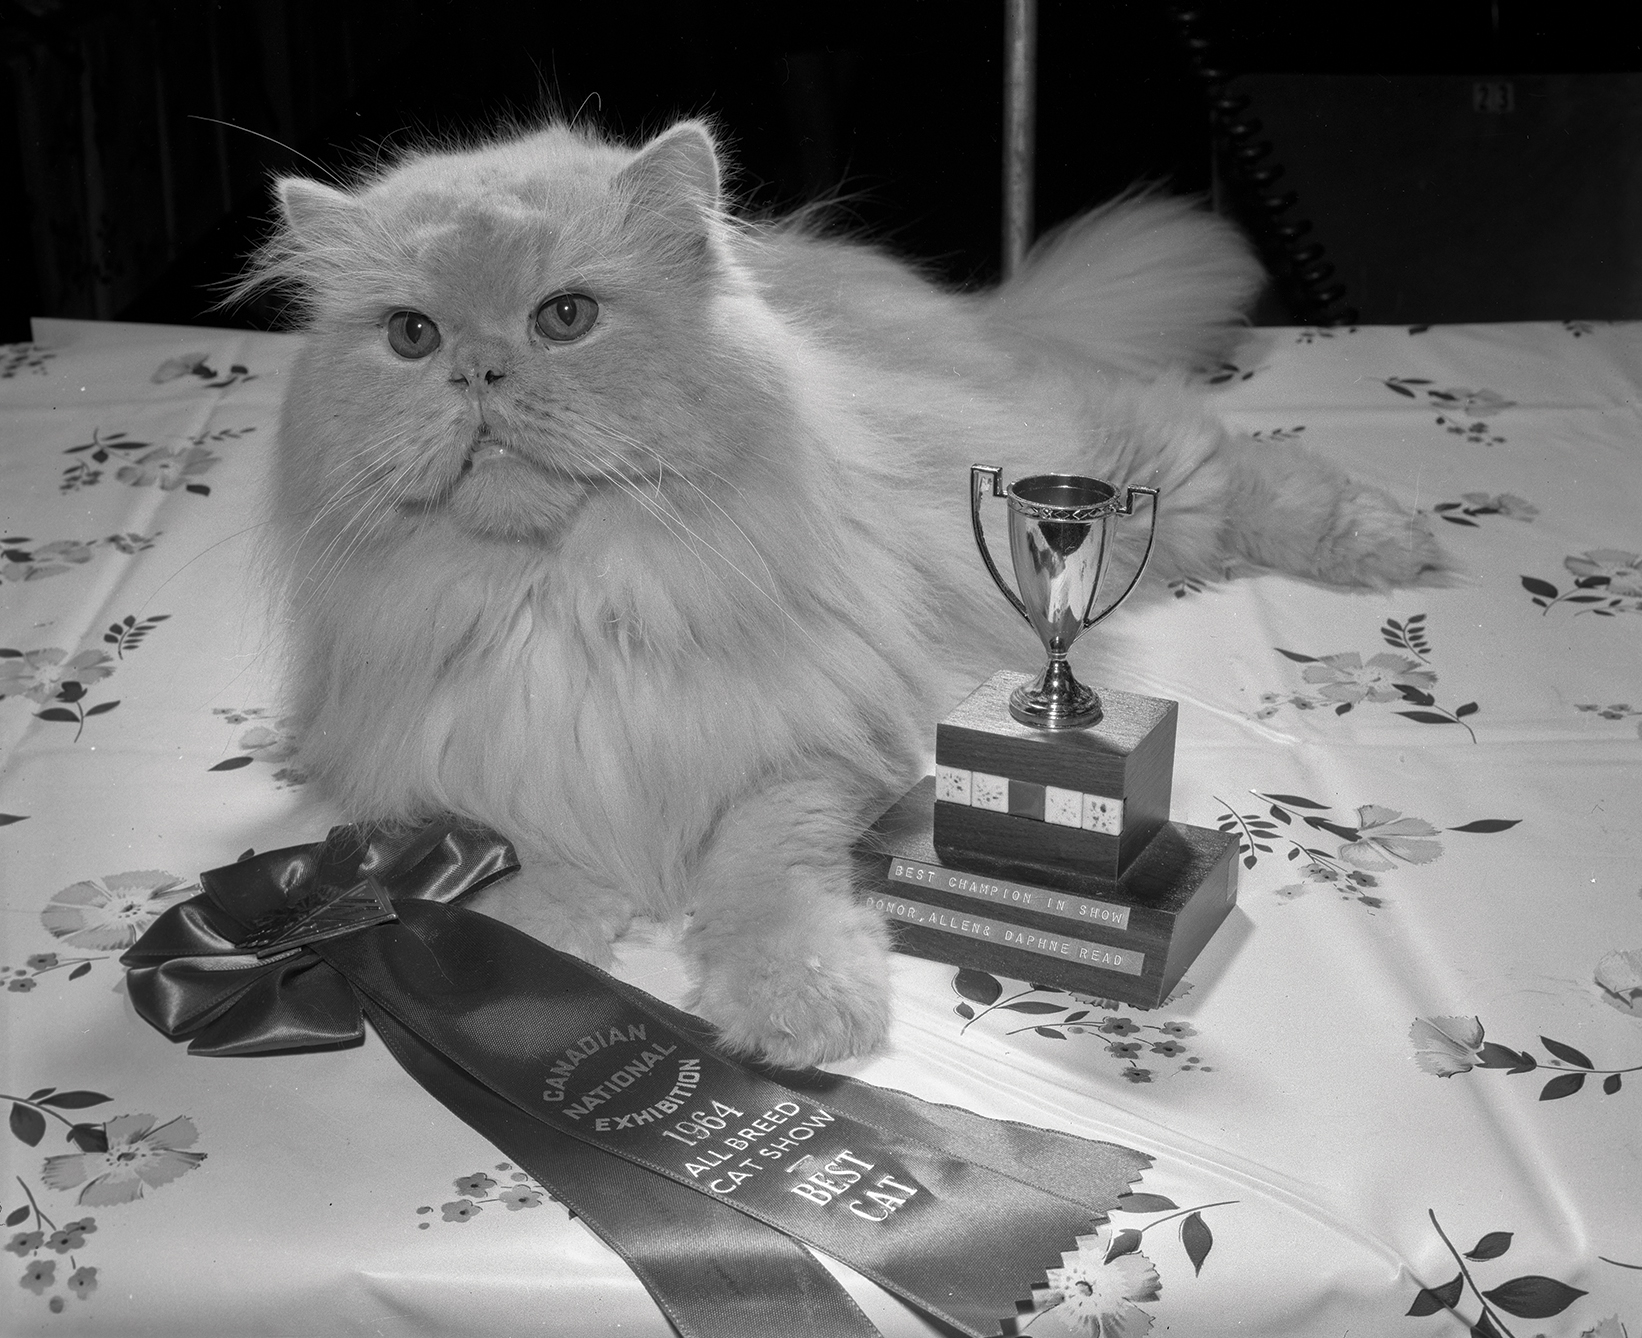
(1, 316, 1638, 1337)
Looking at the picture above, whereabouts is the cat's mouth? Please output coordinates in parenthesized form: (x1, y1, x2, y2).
(457, 434, 614, 491)
(462, 432, 516, 472)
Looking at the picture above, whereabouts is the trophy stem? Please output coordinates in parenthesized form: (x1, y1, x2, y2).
(1008, 639, 1103, 729)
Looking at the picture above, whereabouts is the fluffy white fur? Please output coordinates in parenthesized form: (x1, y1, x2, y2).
(248, 120, 1443, 1067)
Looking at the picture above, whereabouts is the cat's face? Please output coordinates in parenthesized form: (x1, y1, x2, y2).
(271, 123, 773, 547)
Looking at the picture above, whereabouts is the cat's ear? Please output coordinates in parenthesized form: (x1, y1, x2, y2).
(277, 178, 361, 247)
(614, 120, 722, 239)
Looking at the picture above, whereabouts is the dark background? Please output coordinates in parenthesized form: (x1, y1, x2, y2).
(5, 0, 1642, 342)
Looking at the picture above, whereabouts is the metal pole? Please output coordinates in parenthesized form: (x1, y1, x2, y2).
(1002, 0, 1038, 278)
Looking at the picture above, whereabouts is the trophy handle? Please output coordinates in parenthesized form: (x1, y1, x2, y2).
(1081, 485, 1160, 630)
(970, 465, 1031, 626)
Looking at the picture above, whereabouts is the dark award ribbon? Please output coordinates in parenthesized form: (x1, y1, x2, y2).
(122, 821, 1151, 1338)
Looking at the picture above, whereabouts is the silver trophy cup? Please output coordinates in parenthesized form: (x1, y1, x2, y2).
(970, 466, 1159, 729)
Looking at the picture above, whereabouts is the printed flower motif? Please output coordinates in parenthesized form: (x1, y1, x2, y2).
(0, 538, 100, 584)
(236, 724, 298, 761)
(1580, 1318, 1628, 1338)
(440, 1199, 481, 1222)
(115, 445, 217, 491)
(1158, 1021, 1197, 1038)
(497, 1186, 543, 1211)
(1595, 949, 1642, 1018)
(1036, 1227, 1162, 1335)
(152, 353, 211, 383)
(1432, 387, 1515, 419)
(1410, 1015, 1485, 1076)
(32, 539, 95, 565)
(46, 1225, 87, 1253)
(19, 1259, 55, 1294)
(66, 1265, 97, 1298)
(1301, 652, 1436, 705)
(7, 977, 37, 992)
(453, 1172, 497, 1197)
(1120, 1068, 1154, 1085)
(40, 871, 197, 950)
(1335, 806, 1443, 871)
(41, 1113, 206, 1205)
(26, 953, 58, 970)
(1106, 1042, 1142, 1060)
(0, 648, 115, 705)
(1098, 1017, 1141, 1037)
(1460, 491, 1537, 520)
(1149, 1040, 1187, 1058)
(1565, 549, 1642, 597)
(5, 1232, 43, 1257)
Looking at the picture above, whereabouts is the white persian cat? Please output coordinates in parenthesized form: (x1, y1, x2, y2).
(247, 120, 1440, 1067)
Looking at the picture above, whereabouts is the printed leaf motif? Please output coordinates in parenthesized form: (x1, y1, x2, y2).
(1465, 1231, 1513, 1261)
(953, 1002, 974, 1021)
(38, 1090, 110, 1110)
(66, 1123, 109, 1153)
(1604, 1073, 1622, 1094)
(1274, 648, 1319, 663)
(1002, 1000, 1067, 1015)
(1033, 1027, 1065, 1040)
(27, 1088, 54, 1101)
(1448, 819, 1521, 834)
(1103, 1228, 1143, 1262)
(1180, 1211, 1213, 1275)
(1480, 1275, 1587, 1318)
(1471, 1311, 1506, 1338)
(0, 814, 29, 826)
(1407, 1273, 1465, 1315)
(1476, 1043, 1525, 1069)
(1521, 576, 1559, 599)
(9, 1103, 46, 1146)
(209, 756, 254, 772)
(4, 1205, 28, 1227)
(952, 969, 1002, 1006)
(1539, 1072, 1585, 1100)
(1114, 1193, 1179, 1212)
(1539, 1036, 1593, 1068)
(1263, 794, 1329, 809)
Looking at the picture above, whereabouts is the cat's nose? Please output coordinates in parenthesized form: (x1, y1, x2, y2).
(449, 340, 509, 389)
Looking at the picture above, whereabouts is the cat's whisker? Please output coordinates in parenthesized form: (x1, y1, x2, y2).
(302, 449, 431, 607)
(611, 434, 789, 623)
(588, 458, 810, 645)
(298, 452, 409, 594)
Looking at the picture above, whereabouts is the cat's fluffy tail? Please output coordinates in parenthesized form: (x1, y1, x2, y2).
(989, 193, 1263, 378)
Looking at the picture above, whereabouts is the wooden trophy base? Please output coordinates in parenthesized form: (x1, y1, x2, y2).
(933, 671, 1177, 882)
(853, 778, 1237, 1008)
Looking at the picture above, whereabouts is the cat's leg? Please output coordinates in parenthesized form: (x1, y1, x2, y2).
(682, 778, 892, 1068)
(1218, 435, 1449, 587)
(1070, 382, 1448, 593)
(466, 844, 636, 966)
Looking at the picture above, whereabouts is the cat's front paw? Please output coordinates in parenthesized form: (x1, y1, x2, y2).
(1321, 485, 1454, 588)
(688, 910, 893, 1068)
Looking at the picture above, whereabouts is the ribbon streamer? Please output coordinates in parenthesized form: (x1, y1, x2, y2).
(123, 821, 1150, 1337)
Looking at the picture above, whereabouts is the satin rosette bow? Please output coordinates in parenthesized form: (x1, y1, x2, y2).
(122, 821, 518, 1056)
(122, 820, 1152, 1338)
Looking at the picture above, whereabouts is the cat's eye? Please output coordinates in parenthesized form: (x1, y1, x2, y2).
(534, 293, 599, 343)
(386, 310, 441, 359)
